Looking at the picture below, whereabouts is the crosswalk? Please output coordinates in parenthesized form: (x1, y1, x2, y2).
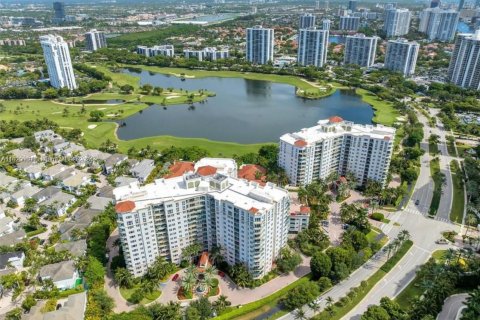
(403, 207, 452, 224)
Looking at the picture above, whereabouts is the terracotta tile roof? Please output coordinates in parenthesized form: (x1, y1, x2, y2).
(329, 116, 344, 123)
(165, 161, 194, 178)
(115, 201, 135, 213)
(384, 136, 391, 141)
(198, 252, 209, 267)
(249, 207, 259, 214)
(238, 164, 267, 183)
(294, 139, 308, 147)
(196, 165, 217, 176)
(300, 205, 311, 214)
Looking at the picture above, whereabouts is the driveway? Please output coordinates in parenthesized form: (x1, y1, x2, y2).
(437, 293, 468, 320)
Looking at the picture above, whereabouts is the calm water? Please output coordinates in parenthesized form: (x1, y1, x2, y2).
(457, 21, 473, 33)
(116, 69, 374, 144)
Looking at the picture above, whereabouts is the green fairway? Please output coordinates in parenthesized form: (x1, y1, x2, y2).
(356, 88, 399, 126)
(450, 160, 465, 223)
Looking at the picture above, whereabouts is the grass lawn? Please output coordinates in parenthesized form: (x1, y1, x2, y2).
(119, 286, 161, 305)
(356, 88, 399, 126)
(312, 240, 413, 320)
(429, 158, 442, 216)
(446, 136, 457, 157)
(456, 142, 474, 158)
(429, 141, 439, 156)
(450, 160, 465, 224)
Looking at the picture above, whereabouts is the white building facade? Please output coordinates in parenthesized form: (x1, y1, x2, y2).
(344, 34, 378, 67)
(384, 39, 419, 76)
(419, 8, 459, 42)
(299, 13, 316, 29)
(383, 8, 411, 37)
(339, 16, 360, 31)
(115, 160, 290, 279)
(278, 117, 395, 187)
(448, 30, 480, 90)
(183, 47, 229, 61)
(137, 45, 175, 57)
(246, 26, 274, 65)
(297, 28, 329, 67)
(40, 34, 77, 90)
(85, 29, 107, 51)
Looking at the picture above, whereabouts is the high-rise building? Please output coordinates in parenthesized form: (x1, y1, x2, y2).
(297, 28, 329, 67)
(348, 0, 358, 11)
(246, 26, 274, 65)
(344, 34, 378, 67)
(279, 117, 395, 186)
(299, 13, 316, 29)
(84, 29, 107, 51)
(322, 19, 331, 31)
(384, 8, 411, 37)
(459, 0, 466, 10)
(53, 2, 65, 23)
(137, 45, 175, 57)
(419, 8, 459, 41)
(184, 47, 229, 61)
(431, 0, 440, 8)
(114, 158, 290, 278)
(339, 16, 361, 31)
(448, 30, 480, 90)
(385, 2, 397, 10)
(384, 39, 419, 76)
(40, 34, 77, 90)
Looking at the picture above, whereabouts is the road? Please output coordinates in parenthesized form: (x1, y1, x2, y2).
(437, 293, 468, 320)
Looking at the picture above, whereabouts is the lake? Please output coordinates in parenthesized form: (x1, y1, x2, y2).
(116, 69, 374, 144)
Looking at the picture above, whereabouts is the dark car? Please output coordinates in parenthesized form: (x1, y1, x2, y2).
(172, 274, 179, 281)
(415, 199, 420, 205)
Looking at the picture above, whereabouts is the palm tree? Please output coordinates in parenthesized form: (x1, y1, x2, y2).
(444, 248, 456, 264)
(205, 265, 217, 278)
(326, 296, 334, 308)
(185, 265, 198, 278)
(294, 309, 307, 320)
(465, 214, 477, 236)
(203, 274, 215, 290)
(399, 230, 411, 241)
(114, 268, 133, 288)
(213, 295, 231, 312)
(308, 300, 321, 314)
(181, 274, 196, 295)
(210, 245, 223, 266)
(383, 243, 394, 259)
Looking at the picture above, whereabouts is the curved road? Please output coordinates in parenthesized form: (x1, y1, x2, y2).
(437, 293, 468, 320)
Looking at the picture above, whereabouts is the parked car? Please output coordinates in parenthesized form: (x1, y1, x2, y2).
(218, 271, 225, 278)
(172, 274, 179, 281)
(415, 199, 420, 205)
(435, 238, 449, 244)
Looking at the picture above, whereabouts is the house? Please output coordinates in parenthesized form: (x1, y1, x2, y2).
(59, 221, 89, 241)
(33, 186, 62, 203)
(0, 251, 25, 270)
(54, 240, 87, 257)
(130, 159, 155, 183)
(238, 164, 267, 185)
(61, 143, 85, 157)
(34, 130, 57, 142)
(73, 207, 102, 225)
(75, 149, 110, 168)
(0, 172, 18, 187)
(0, 209, 14, 236)
(61, 171, 91, 195)
(39, 137, 66, 153)
(96, 185, 114, 199)
(288, 192, 310, 234)
(9, 148, 36, 162)
(41, 192, 76, 216)
(114, 176, 138, 187)
(41, 164, 73, 181)
(10, 185, 41, 206)
(164, 161, 194, 178)
(86, 195, 112, 211)
(103, 153, 128, 175)
(22, 163, 44, 180)
(35, 291, 86, 320)
(0, 229, 26, 246)
(39, 260, 79, 290)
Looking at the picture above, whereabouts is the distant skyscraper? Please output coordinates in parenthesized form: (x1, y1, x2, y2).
(419, 8, 459, 41)
(246, 26, 274, 65)
(384, 39, 419, 76)
(458, 0, 465, 10)
(53, 2, 65, 23)
(385, 2, 397, 10)
(297, 28, 329, 67)
(40, 34, 77, 90)
(384, 8, 411, 37)
(339, 16, 360, 31)
(325, 0, 329, 10)
(137, 45, 175, 57)
(315, 0, 320, 10)
(431, 0, 440, 8)
(348, 0, 358, 11)
(448, 31, 480, 90)
(299, 14, 316, 29)
(322, 19, 331, 31)
(85, 29, 107, 51)
(344, 34, 378, 67)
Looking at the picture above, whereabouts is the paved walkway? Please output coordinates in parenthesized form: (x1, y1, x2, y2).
(437, 293, 468, 320)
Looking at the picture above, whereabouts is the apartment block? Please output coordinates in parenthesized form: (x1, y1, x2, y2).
(384, 39, 419, 76)
(448, 30, 480, 90)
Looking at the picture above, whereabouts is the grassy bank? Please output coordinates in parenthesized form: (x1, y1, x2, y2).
(214, 275, 312, 320)
(312, 240, 413, 320)
(356, 88, 399, 126)
(450, 160, 465, 223)
(429, 141, 439, 156)
(429, 158, 442, 216)
(119, 286, 161, 305)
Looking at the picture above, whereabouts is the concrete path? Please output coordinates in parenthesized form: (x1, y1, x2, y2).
(437, 293, 468, 320)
